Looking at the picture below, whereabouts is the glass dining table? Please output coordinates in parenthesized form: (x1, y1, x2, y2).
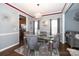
(24, 33, 55, 56)
(37, 35, 54, 56)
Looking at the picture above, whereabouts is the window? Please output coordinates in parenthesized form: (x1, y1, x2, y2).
(51, 20, 58, 35)
(34, 21, 38, 35)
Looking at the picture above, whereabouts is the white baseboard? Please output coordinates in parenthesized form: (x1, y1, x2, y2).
(0, 42, 19, 52)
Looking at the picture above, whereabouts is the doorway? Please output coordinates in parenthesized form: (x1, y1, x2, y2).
(19, 15, 26, 45)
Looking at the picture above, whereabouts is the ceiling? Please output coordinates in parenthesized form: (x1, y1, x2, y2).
(5, 3, 70, 18)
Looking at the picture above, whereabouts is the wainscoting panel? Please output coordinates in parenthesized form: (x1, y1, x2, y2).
(0, 32, 19, 52)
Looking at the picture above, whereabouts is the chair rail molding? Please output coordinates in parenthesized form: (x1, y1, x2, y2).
(0, 32, 19, 36)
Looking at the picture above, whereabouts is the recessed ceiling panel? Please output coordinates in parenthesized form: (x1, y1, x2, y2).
(10, 3, 65, 17)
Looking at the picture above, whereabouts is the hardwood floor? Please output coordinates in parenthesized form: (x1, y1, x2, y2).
(59, 43, 71, 56)
(0, 44, 23, 56)
(0, 43, 71, 56)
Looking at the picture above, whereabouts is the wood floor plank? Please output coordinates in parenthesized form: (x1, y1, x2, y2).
(0, 43, 71, 56)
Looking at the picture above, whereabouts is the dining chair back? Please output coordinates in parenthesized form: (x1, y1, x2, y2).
(26, 35, 38, 50)
(52, 34, 60, 55)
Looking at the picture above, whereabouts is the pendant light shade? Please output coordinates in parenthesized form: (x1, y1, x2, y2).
(35, 13, 42, 18)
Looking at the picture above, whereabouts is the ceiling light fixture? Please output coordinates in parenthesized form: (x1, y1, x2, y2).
(37, 4, 40, 6)
(35, 4, 42, 18)
(35, 13, 42, 18)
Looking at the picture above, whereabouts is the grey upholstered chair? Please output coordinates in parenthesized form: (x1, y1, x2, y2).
(52, 34, 60, 55)
(26, 35, 38, 49)
(26, 35, 38, 55)
(65, 31, 79, 48)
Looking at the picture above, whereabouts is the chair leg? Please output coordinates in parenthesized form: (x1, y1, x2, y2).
(52, 48, 59, 56)
(24, 47, 30, 56)
(26, 49, 31, 56)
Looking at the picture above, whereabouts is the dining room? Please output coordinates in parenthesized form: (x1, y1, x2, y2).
(16, 3, 65, 55)
(0, 3, 72, 56)
(22, 14, 62, 56)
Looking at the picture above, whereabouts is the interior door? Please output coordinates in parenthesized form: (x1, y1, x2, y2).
(19, 15, 26, 45)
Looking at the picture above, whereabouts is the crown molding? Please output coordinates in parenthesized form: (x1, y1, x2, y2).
(5, 3, 35, 18)
(5, 3, 67, 17)
(42, 12, 62, 16)
(61, 3, 67, 12)
(65, 3, 74, 13)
